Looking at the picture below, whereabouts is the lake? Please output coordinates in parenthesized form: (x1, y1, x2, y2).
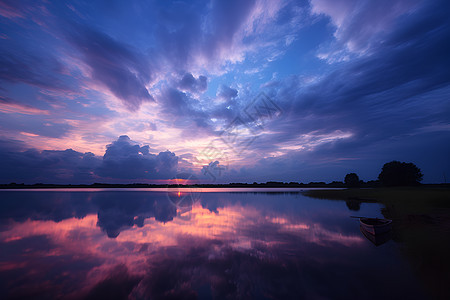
(0, 189, 429, 299)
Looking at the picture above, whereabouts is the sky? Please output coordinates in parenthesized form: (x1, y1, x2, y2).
(0, 0, 449, 184)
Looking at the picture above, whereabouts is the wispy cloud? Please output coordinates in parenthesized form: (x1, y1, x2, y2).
(0, 97, 49, 115)
(0, 0, 449, 183)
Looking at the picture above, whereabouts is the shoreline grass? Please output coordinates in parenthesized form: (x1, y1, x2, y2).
(302, 186, 450, 203)
(304, 186, 450, 299)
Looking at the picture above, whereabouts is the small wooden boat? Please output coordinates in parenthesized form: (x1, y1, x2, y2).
(360, 225, 392, 246)
(359, 217, 392, 235)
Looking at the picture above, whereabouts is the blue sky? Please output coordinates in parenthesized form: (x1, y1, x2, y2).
(0, 0, 449, 184)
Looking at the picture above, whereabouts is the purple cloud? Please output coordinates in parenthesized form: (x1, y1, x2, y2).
(311, 0, 423, 56)
(66, 26, 154, 111)
(0, 0, 449, 184)
(158, 87, 211, 131)
(233, 0, 450, 183)
(95, 136, 178, 180)
(0, 44, 74, 94)
(177, 73, 207, 94)
(217, 84, 238, 100)
(0, 140, 100, 184)
(0, 136, 180, 183)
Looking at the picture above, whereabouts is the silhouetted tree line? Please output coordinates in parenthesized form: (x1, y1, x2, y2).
(378, 161, 423, 186)
(344, 160, 423, 188)
(0, 161, 430, 189)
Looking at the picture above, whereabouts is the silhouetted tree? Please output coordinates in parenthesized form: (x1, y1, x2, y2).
(378, 161, 423, 186)
(346, 199, 361, 211)
(344, 173, 360, 188)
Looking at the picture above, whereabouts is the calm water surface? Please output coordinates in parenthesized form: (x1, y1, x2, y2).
(0, 189, 427, 299)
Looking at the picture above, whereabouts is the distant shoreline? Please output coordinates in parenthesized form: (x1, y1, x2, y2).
(0, 183, 449, 189)
(303, 186, 450, 203)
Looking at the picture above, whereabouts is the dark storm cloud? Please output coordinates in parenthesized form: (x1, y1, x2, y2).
(95, 135, 178, 180)
(0, 136, 179, 184)
(178, 73, 207, 94)
(66, 26, 154, 111)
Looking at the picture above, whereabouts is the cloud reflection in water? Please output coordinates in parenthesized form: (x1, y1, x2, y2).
(0, 191, 425, 299)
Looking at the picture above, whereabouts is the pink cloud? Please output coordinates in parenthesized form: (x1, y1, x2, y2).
(0, 100, 49, 115)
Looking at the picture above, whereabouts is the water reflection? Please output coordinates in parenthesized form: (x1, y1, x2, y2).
(345, 199, 361, 211)
(360, 226, 392, 246)
(0, 190, 427, 299)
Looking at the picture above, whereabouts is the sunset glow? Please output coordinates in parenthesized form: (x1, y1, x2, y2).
(0, 0, 448, 184)
(1, 2, 449, 298)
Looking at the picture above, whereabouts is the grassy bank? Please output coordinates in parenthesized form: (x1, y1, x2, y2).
(304, 187, 450, 299)
(303, 186, 450, 203)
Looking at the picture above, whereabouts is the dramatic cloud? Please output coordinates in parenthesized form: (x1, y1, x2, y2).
(177, 73, 207, 94)
(0, 143, 100, 184)
(157, 87, 211, 131)
(230, 0, 450, 182)
(96, 136, 178, 180)
(152, 0, 257, 71)
(66, 26, 155, 111)
(0, 38, 75, 94)
(217, 85, 238, 100)
(0, 96, 49, 115)
(0, 0, 449, 183)
(311, 0, 423, 56)
(0, 136, 179, 184)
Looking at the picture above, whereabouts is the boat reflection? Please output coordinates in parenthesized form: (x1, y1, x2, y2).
(360, 225, 392, 246)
